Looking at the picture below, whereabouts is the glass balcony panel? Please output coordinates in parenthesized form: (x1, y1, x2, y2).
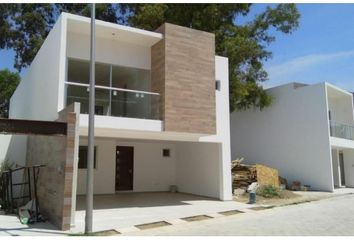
(94, 88, 110, 116)
(330, 121, 354, 140)
(111, 90, 160, 120)
(66, 84, 160, 120)
(66, 85, 89, 114)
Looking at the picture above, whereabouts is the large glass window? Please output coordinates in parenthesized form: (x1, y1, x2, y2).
(95, 63, 110, 87)
(65, 58, 159, 120)
(67, 59, 89, 84)
(111, 65, 151, 91)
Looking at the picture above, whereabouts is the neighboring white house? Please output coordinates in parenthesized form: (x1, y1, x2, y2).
(2, 12, 232, 229)
(230, 82, 354, 192)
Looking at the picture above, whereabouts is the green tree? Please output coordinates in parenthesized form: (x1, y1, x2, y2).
(0, 69, 20, 118)
(0, 3, 118, 72)
(0, 3, 300, 111)
(120, 4, 300, 111)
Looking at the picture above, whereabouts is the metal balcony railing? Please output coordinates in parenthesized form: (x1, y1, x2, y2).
(329, 121, 354, 140)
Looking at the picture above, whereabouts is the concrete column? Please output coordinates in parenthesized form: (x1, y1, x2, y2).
(331, 149, 341, 187)
(218, 141, 232, 201)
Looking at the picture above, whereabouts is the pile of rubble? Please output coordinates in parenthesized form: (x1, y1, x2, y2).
(231, 158, 279, 191)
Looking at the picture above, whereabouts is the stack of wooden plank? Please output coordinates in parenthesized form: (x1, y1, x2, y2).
(232, 159, 279, 190)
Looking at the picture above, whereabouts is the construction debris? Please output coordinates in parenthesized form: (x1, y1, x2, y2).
(231, 159, 279, 191)
(291, 181, 301, 191)
(279, 176, 288, 189)
(233, 188, 246, 196)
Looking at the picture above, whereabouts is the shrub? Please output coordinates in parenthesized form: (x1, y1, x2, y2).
(0, 159, 13, 175)
(257, 185, 280, 198)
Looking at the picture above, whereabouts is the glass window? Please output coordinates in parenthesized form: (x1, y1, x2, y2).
(67, 59, 110, 87)
(112, 65, 151, 91)
(95, 63, 110, 87)
(67, 59, 89, 84)
(78, 146, 97, 169)
(66, 58, 159, 119)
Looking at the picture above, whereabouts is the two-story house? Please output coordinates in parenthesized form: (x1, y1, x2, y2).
(231, 82, 354, 192)
(5, 13, 232, 230)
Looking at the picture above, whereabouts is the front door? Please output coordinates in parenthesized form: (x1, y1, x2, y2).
(115, 146, 134, 191)
(339, 152, 346, 186)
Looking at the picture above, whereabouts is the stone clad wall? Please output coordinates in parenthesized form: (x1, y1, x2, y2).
(26, 104, 79, 230)
(151, 23, 216, 135)
(27, 135, 67, 228)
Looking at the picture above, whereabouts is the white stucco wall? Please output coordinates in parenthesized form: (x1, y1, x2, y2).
(66, 32, 151, 70)
(9, 15, 66, 121)
(76, 138, 225, 200)
(327, 85, 354, 125)
(200, 56, 232, 200)
(176, 142, 221, 199)
(0, 135, 27, 166)
(0, 135, 12, 163)
(230, 82, 334, 191)
(76, 138, 176, 195)
(0, 135, 28, 188)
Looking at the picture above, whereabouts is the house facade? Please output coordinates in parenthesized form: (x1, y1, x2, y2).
(4, 13, 233, 229)
(231, 82, 354, 192)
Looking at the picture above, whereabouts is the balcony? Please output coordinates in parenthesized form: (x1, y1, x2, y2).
(66, 82, 160, 120)
(329, 121, 354, 141)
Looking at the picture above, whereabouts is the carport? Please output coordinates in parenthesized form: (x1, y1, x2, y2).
(72, 192, 250, 233)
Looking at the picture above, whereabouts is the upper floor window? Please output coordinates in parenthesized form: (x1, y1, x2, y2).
(67, 58, 151, 91)
(66, 58, 160, 120)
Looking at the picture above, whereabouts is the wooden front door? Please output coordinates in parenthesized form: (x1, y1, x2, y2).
(115, 146, 134, 191)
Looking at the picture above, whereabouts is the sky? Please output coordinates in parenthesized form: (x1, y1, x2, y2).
(247, 3, 354, 91)
(1, 4, 354, 91)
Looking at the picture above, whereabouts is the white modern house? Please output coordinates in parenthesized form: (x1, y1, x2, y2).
(231, 82, 354, 192)
(2, 13, 233, 230)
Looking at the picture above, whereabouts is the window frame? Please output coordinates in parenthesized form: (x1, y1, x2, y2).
(78, 145, 98, 169)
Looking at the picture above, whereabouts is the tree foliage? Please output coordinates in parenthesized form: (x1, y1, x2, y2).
(0, 69, 20, 118)
(0, 3, 300, 111)
(120, 4, 300, 111)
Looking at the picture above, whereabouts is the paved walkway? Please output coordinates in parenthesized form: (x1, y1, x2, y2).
(125, 194, 354, 236)
(0, 214, 65, 236)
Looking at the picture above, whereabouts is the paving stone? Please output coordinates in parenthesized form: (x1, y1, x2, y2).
(124, 195, 354, 236)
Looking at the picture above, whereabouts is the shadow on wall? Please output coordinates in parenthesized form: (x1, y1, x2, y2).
(0, 134, 28, 197)
(0, 135, 27, 164)
(75, 192, 218, 211)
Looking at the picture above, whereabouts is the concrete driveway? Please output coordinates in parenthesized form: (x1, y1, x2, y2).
(125, 194, 354, 236)
(72, 192, 251, 233)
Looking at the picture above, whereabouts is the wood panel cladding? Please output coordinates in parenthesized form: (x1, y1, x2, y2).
(151, 23, 216, 135)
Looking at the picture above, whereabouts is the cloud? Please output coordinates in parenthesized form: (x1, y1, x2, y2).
(266, 50, 354, 79)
